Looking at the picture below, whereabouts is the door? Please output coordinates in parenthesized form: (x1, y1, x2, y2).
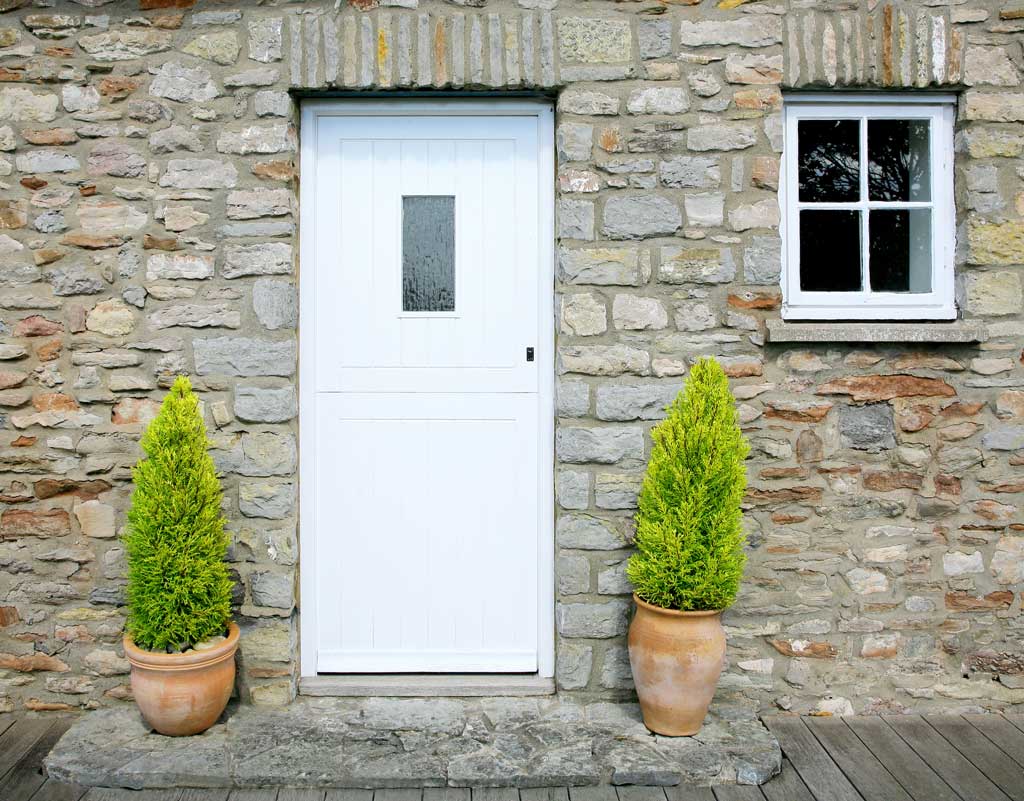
(299, 101, 554, 675)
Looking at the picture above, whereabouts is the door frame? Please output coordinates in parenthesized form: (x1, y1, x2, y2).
(298, 98, 556, 680)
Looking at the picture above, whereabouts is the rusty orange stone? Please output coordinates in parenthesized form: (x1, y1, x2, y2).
(25, 699, 75, 711)
(10, 436, 35, 448)
(22, 128, 77, 146)
(252, 160, 295, 181)
(62, 232, 124, 249)
(99, 76, 140, 98)
(143, 233, 180, 251)
(769, 639, 837, 659)
(33, 248, 65, 266)
(728, 290, 781, 310)
(36, 339, 62, 362)
(34, 478, 111, 500)
(20, 177, 46, 190)
(14, 316, 62, 337)
(0, 652, 69, 672)
(32, 392, 78, 412)
(1, 508, 71, 538)
(817, 374, 956, 403)
(139, 0, 194, 8)
(863, 470, 923, 492)
(945, 591, 1014, 611)
(746, 486, 823, 505)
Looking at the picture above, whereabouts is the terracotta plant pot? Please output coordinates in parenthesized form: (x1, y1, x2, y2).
(124, 621, 239, 737)
(628, 594, 726, 737)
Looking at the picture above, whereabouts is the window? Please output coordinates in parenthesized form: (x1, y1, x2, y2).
(402, 195, 456, 312)
(781, 95, 955, 321)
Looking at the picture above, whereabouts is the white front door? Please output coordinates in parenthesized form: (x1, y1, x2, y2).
(299, 101, 554, 675)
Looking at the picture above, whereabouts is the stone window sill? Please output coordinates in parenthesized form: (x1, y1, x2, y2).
(765, 319, 989, 344)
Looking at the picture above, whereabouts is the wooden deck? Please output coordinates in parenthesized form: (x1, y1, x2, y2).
(3, 713, 1024, 801)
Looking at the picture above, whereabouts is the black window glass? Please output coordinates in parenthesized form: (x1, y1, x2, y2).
(868, 119, 930, 202)
(798, 119, 860, 202)
(800, 210, 862, 292)
(869, 209, 932, 293)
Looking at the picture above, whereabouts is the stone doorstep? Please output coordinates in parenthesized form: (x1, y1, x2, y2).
(44, 697, 780, 790)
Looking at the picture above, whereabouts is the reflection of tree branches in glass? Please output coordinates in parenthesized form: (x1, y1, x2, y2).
(798, 120, 859, 202)
(869, 120, 929, 202)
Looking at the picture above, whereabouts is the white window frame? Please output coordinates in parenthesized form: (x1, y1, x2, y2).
(781, 93, 956, 321)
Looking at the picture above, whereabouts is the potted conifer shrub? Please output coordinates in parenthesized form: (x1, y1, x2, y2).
(122, 375, 238, 736)
(626, 357, 749, 737)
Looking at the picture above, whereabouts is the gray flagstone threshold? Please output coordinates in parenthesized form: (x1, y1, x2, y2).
(44, 698, 780, 790)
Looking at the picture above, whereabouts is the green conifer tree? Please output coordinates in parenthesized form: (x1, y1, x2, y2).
(627, 358, 749, 611)
(124, 376, 233, 652)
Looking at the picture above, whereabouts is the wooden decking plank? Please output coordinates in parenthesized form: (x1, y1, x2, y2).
(0, 712, 17, 739)
(179, 792, 232, 801)
(423, 790, 471, 801)
(27, 778, 88, 801)
(471, 790, 518, 801)
(1005, 714, 1024, 736)
(710, 787, 765, 801)
(760, 759, 815, 801)
(325, 792, 373, 801)
(763, 716, 862, 801)
(278, 792, 326, 801)
(963, 715, 1024, 768)
(3, 718, 74, 801)
(664, 787, 715, 801)
(883, 715, 1010, 801)
(82, 791, 183, 801)
(805, 716, 912, 801)
(376, 792, 423, 801)
(520, 789, 569, 801)
(616, 788, 667, 801)
(924, 715, 1024, 801)
(569, 788, 618, 801)
(226, 791, 280, 801)
(0, 718, 61, 783)
(844, 717, 960, 801)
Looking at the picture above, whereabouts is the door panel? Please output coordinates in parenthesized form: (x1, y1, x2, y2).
(304, 107, 548, 674)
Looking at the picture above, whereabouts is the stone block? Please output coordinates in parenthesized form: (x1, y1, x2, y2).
(556, 600, 630, 638)
(839, 403, 895, 453)
(558, 18, 632, 64)
(234, 386, 297, 423)
(195, 337, 295, 378)
(556, 426, 644, 464)
(602, 195, 681, 239)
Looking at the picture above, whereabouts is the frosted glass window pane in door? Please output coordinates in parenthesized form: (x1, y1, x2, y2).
(402, 195, 455, 312)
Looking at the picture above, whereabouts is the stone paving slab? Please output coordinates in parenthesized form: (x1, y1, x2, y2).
(44, 698, 779, 790)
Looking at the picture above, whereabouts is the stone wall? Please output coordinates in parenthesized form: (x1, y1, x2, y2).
(0, 0, 1022, 717)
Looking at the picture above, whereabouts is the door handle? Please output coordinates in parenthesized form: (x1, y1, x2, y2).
(526, 347, 535, 362)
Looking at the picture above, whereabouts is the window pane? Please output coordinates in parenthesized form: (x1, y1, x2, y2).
(868, 119, 930, 201)
(869, 209, 932, 293)
(800, 210, 862, 292)
(402, 195, 455, 312)
(798, 119, 860, 202)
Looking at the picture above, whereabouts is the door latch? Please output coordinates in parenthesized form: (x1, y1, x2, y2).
(526, 347, 535, 362)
